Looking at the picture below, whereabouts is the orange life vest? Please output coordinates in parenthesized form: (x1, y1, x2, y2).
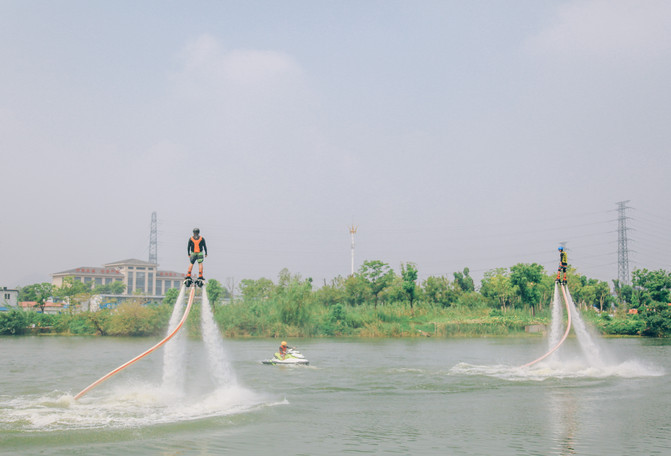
(191, 236, 204, 253)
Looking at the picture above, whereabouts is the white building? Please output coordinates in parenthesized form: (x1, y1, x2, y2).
(52, 259, 184, 297)
(0, 287, 19, 311)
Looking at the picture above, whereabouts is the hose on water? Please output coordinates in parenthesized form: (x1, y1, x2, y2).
(74, 285, 196, 400)
(520, 283, 572, 369)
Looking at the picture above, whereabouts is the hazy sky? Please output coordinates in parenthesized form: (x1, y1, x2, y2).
(2, 1, 670, 289)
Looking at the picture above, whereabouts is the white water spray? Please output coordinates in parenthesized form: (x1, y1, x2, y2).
(565, 291, 605, 368)
(548, 283, 564, 356)
(201, 288, 236, 388)
(162, 286, 188, 393)
(453, 282, 664, 379)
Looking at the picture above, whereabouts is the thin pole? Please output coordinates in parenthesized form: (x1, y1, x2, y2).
(349, 225, 358, 275)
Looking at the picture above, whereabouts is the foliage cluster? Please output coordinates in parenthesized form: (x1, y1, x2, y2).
(4, 264, 671, 338)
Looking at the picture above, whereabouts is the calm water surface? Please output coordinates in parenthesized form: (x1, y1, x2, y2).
(1, 336, 669, 455)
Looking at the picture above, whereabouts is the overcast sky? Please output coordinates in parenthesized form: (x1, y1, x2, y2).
(2, 1, 670, 290)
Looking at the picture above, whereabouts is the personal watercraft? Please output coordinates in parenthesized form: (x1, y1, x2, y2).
(261, 348, 309, 365)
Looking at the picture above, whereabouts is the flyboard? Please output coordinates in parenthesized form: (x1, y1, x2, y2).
(520, 282, 572, 368)
(73, 284, 197, 400)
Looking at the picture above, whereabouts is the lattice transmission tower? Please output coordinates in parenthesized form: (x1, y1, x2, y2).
(149, 211, 158, 265)
(616, 201, 631, 285)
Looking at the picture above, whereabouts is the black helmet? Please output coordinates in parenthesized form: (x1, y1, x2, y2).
(193, 228, 200, 235)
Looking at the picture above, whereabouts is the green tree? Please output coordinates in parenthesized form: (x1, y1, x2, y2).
(594, 281, 614, 312)
(401, 262, 418, 309)
(314, 276, 346, 307)
(510, 263, 545, 315)
(107, 300, 165, 336)
(480, 268, 513, 311)
(358, 260, 395, 307)
(239, 277, 275, 301)
(343, 275, 369, 306)
(629, 268, 671, 337)
(612, 279, 634, 307)
(640, 301, 671, 337)
(0, 309, 27, 335)
(422, 275, 452, 307)
(18, 282, 53, 313)
(379, 275, 405, 304)
(163, 288, 180, 306)
(55, 277, 92, 313)
(93, 281, 126, 295)
(206, 279, 227, 305)
(87, 309, 112, 335)
(453, 267, 475, 293)
(573, 276, 615, 312)
(276, 273, 313, 327)
(632, 269, 671, 306)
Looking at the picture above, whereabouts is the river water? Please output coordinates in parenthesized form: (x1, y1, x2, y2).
(1, 335, 669, 455)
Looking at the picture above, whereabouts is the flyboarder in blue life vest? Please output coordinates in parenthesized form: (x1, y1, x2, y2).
(556, 246, 567, 285)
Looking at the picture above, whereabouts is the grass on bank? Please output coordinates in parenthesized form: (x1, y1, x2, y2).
(0, 297, 645, 338)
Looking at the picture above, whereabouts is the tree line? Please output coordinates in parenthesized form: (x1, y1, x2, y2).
(3, 261, 670, 337)
(214, 261, 671, 337)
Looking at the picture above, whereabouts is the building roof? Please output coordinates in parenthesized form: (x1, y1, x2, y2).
(52, 260, 183, 280)
(19, 301, 62, 309)
(52, 267, 124, 277)
(104, 259, 157, 267)
(157, 270, 185, 277)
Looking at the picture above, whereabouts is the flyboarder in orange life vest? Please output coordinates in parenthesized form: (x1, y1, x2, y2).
(185, 228, 207, 287)
(556, 246, 567, 285)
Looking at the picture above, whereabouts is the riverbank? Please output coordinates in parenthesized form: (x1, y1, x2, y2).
(2, 300, 645, 338)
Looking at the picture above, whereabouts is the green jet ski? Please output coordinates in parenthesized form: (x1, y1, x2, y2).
(262, 348, 309, 365)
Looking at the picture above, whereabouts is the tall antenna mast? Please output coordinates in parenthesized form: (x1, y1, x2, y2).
(616, 201, 631, 285)
(349, 224, 358, 275)
(149, 211, 158, 265)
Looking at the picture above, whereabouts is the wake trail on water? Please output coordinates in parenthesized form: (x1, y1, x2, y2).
(0, 286, 278, 432)
(450, 359, 664, 382)
(451, 284, 665, 381)
(0, 385, 275, 431)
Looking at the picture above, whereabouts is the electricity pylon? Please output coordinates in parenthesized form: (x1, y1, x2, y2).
(149, 211, 158, 265)
(616, 201, 631, 285)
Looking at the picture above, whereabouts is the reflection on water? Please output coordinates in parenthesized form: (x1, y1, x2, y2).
(549, 389, 578, 456)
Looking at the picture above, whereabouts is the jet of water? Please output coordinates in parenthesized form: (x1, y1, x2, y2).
(548, 282, 564, 358)
(565, 290, 606, 368)
(162, 286, 188, 393)
(201, 288, 237, 387)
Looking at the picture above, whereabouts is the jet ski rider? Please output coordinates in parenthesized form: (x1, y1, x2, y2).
(279, 341, 289, 359)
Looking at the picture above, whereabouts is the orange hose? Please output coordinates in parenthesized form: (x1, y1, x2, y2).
(74, 285, 196, 400)
(520, 283, 571, 368)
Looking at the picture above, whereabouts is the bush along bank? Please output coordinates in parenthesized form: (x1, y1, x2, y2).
(5, 265, 670, 337)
